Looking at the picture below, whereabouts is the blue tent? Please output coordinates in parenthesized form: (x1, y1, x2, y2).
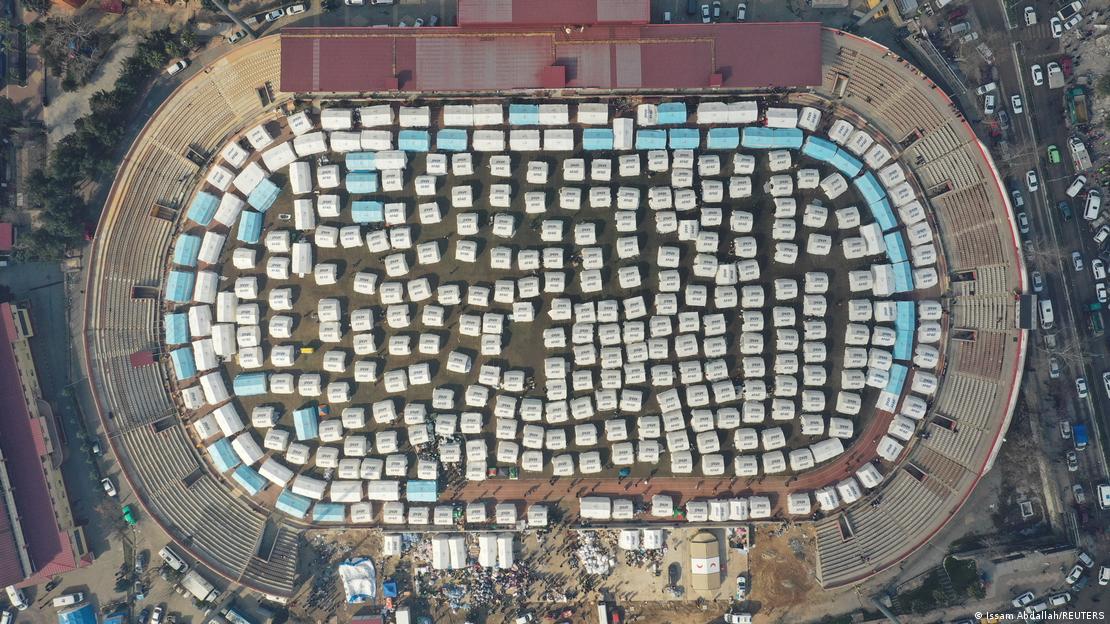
(169, 347, 197, 380)
(884, 232, 908, 264)
(436, 129, 469, 152)
(58, 604, 98, 624)
(771, 128, 805, 149)
(312, 502, 346, 523)
(398, 130, 431, 152)
(870, 198, 898, 232)
(508, 103, 540, 125)
(232, 465, 266, 495)
(829, 149, 864, 178)
(207, 438, 241, 473)
(741, 127, 775, 149)
(892, 261, 915, 293)
(884, 364, 909, 396)
(635, 129, 667, 150)
(276, 489, 312, 519)
(294, 406, 319, 440)
(345, 152, 377, 171)
(165, 270, 195, 303)
(801, 136, 838, 161)
(103, 612, 130, 624)
(407, 479, 438, 502)
(893, 302, 916, 360)
(582, 128, 614, 151)
(706, 127, 740, 150)
(854, 172, 885, 205)
(172, 234, 201, 267)
(346, 172, 379, 194)
(234, 372, 268, 396)
(668, 128, 700, 149)
(657, 102, 688, 125)
(164, 312, 189, 345)
(352, 200, 385, 224)
(247, 178, 281, 212)
(187, 191, 219, 225)
(237, 210, 263, 244)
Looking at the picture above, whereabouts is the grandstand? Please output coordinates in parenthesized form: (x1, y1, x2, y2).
(84, 22, 1023, 598)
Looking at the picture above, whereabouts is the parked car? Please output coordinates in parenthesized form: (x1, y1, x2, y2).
(1031, 64, 1044, 86)
(1011, 188, 1025, 208)
(122, 504, 137, 526)
(1010, 94, 1023, 114)
(1073, 251, 1084, 271)
(1078, 551, 1095, 568)
(1011, 591, 1035, 608)
(1026, 169, 1040, 192)
(736, 2, 747, 20)
(1058, 200, 1073, 221)
(165, 59, 188, 75)
(712, 0, 721, 20)
(1051, 16, 1064, 36)
(1047, 144, 1062, 164)
(735, 575, 747, 600)
(1076, 376, 1089, 398)
(1065, 564, 1084, 584)
(1094, 259, 1107, 280)
(1098, 565, 1109, 585)
(1066, 450, 1079, 472)
(1063, 12, 1083, 30)
(1060, 419, 1072, 438)
(1085, 190, 1103, 221)
(1073, 484, 1087, 505)
(344, 0, 365, 5)
(227, 28, 248, 43)
(151, 605, 165, 624)
(1068, 174, 1087, 198)
(1098, 283, 1108, 304)
(101, 477, 117, 497)
(286, 2, 306, 14)
(1049, 358, 1062, 379)
(1017, 212, 1030, 234)
(701, 3, 710, 22)
(264, 8, 285, 22)
(983, 93, 996, 114)
(1031, 271, 1044, 292)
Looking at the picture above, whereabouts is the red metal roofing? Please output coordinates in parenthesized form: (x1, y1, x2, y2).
(280, 23, 822, 93)
(458, 0, 649, 26)
(0, 223, 13, 253)
(0, 303, 77, 585)
(130, 350, 156, 367)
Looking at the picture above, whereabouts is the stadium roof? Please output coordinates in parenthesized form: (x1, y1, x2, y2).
(458, 0, 650, 26)
(280, 23, 822, 93)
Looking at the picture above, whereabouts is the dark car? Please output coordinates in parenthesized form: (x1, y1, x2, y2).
(1060, 55, 1073, 78)
(137, 607, 150, 623)
(135, 550, 148, 574)
(1059, 201, 1073, 221)
(687, 0, 697, 15)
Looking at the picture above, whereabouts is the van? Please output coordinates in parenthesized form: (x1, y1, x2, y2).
(52, 592, 83, 608)
(1095, 225, 1110, 245)
(1098, 483, 1110, 510)
(0, 609, 12, 624)
(1039, 298, 1055, 330)
(1068, 175, 1087, 198)
(158, 546, 188, 572)
(4, 587, 27, 611)
(1086, 190, 1103, 221)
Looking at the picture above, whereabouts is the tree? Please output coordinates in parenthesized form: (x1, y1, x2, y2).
(21, 0, 51, 16)
(0, 96, 22, 131)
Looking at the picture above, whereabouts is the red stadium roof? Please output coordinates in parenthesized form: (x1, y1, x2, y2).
(280, 22, 822, 93)
(458, 0, 649, 26)
(0, 303, 78, 586)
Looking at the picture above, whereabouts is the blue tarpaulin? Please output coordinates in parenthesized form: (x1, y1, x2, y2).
(352, 200, 384, 224)
(170, 347, 197, 380)
(58, 604, 99, 624)
(165, 271, 194, 303)
(173, 234, 201, 267)
(398, 130, 431, 152)
(207, 438, 240, 473)
(345, 152, 377, 171)
(892, 261, 915, 293)
(232, 465, 266, 495)
(582, 128, 614, 151)
(801, 136, 838, 161)
(885, 364, 909, 396)
(276, 489, 312, 519)
(884, 232, 908, 264)
(657, 102, 688, 125)
(508, 104, 540, 125)
(346, 172, 379, 194)
(187, 192, 219, 225)
(247, 178, 281, 212)
(829, 149, 864, 178)
(294, 406, 319, 440)
(237, 210, 263, 244)
(164, 312, 189, 345)
(635, 129, 667, 150)
(436, 129, 469, 152)
(706, 127, 740, 150)
(668, 128, 700, 149)
(234, 372, 268, 396)
(313, 502, 346, 523)
(407, 479, 438, 502)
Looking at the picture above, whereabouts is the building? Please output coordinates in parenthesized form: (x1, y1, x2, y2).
(0, 303, 89, 587)
(690, 532, 721, 592)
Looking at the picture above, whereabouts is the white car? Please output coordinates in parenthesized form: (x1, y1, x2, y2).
(286, 2, 306, 13)
(736, 2, 747, 20)
(1063, 12, 1083, 30)
(1031, 271, 1044, 293)
(1098, 282, 1108, 304)
(1031, 64, 1044, 86)
(1023, 6, 1037, 25)
(1078, 551, 1095, 568)
(1073, 251, 1084, 271)
(1093, 258, 1107, 280)
(1025, 169, 1039, 192)
(701, 4, 710, 23)
(1066, 564, 1084, 584)
(1017, 212, 1030, 234)
(1012, 591, 1035, 608)
(1051, 16, 1064, 37)
(984, 93, 996, 115)
(227, 28, 248, 43)
(165, 59, 188, 75)
(1076, 377, 1089, 399)
(1068, 174, 1087, 199)
(1098, 565, 1109, 586)
(264, 8, 285, 21)
(1010, 94, 1023, 114)
(101, 477, 118, 497)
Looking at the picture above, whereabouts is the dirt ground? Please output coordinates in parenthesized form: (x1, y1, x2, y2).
(746, 524, 820, 622)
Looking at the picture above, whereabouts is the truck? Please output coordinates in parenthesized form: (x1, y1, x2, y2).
(1047, 63, 1066, 89)
(596, 601, 609, 624)
(1070, 136, 1093, 172)
(1067, 87, 1090, 125)
(1074, 424, 1089, 450)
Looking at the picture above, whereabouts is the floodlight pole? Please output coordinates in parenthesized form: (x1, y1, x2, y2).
(209, 0, 258, 40)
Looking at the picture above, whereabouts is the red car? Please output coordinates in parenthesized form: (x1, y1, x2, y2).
(946, 6, 968, 22)
(1060, 55, 1073, 78)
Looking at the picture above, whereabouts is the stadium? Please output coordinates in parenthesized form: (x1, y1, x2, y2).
(83, 1, 1026, 600)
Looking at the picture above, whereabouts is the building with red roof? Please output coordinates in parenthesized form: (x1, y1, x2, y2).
(0, 303, 89, 587)
(458, 0, 650, 26)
